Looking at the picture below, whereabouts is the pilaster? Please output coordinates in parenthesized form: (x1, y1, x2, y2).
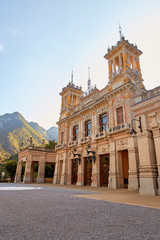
(108, 141, 118, 189)
(36, 156, 45, 183)
(23, 156, 33, 183)
(152, 128, 160, 195)
(91, 154, 100, 187)
(137, 115, 158, 195)
(14, 161, 22, 183)
(128, 137, 139, 190)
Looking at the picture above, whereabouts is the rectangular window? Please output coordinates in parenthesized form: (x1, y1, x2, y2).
(85, 120, 92, 137)
(116, 107, 124, 125)
(61, 132, 64, 144)
(100, 113, 108, 132)
(73, 125, 78, 141)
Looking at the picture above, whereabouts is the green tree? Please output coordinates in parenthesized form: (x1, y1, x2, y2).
(45, 164, 55, 178)
(45, 140, 57, 149)
(5, 160, 17, 182)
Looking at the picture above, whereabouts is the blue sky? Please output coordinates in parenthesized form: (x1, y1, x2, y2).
(0, 0, 160, 129)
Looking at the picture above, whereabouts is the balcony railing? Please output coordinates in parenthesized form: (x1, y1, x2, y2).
(55, 143, 66, 150)
(108, 122, 130, 134)
(94, 131, 107, 140)
(68, 140, 78, 148)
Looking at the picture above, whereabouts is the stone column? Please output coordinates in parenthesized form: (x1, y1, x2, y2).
(108, 141, 118, 189)
(128, 137, 139, 190)
(67, 156, 72, 185)
(119, 54, 122, 69)
(36, 156, 45, 183)
(60, 152, 68, 185)
(113, 58, 116, 73)
(91, 153, 100, 187)
(137, 115, 158, 195)
(108, 61, 112, 81)
(76, 155, 84, 186)
(128, 54, 131, 68)
(69, 125, 72, 142)
(14, 161, 22, 183)
(23, 155, 33, 183)
(122, 51, 128, 71)
(152, 128, 160, 195)
(53, 154, 60, 184)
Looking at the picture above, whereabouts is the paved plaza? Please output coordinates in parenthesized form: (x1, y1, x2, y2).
(0, 183, 160, 240)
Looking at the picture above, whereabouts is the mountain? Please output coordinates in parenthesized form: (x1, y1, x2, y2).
(28, 122, 58, 142)
(0, 112, 58, 161)
(47, 127, 58, 142)
(28, 122, 49, 140)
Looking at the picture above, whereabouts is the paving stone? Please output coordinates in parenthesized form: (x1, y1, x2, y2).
(0, 183, 160, 240)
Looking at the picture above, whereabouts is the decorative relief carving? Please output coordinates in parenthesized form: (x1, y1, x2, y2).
(97, 106, 107, 114)
(72, 119, 78, 125)
(116, 139, 128, 150)
(157, 112, 160, 124)
(59, 154, 64, 160)
(147, 112, 158, 128)
(84, 113, 92, 120)
(113, 96, 123, 107)
(98, 144, 109, 154)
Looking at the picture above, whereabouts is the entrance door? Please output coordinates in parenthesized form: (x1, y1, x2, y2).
(121, 150, 129, 188)
(100, 155, 110, 187)
(71, 160, 78, 185)
(84, 157, 92, 186)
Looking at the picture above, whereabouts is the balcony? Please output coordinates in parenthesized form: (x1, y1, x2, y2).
(108, 122, 130, 135)
(55, 143, 66, 150)
(80, 136, 92, 144)
(94, 131, 108, 140)
(68, 140, 78, 148)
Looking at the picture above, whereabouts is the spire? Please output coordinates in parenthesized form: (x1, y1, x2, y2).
(119, 22, 122, 40)
(88, 67, 91, 92)
(71, 70, 73, 85)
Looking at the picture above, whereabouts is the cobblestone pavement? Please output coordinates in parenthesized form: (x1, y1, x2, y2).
(0, 183, 160, 240)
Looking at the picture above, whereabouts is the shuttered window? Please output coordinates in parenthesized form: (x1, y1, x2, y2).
(116, 107, 124, 125)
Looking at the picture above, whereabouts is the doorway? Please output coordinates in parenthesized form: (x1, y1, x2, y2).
(119, 150, 129, 188)
(84, 157, 92, 186)
(100, 154, 110, 187)
(71, 159, 78, 185)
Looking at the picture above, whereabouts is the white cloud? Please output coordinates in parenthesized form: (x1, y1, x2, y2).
(0, 44, 3, 51)
(10, 28, 17, 37)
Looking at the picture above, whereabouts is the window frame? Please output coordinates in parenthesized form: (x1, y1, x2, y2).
(61, 132, 64, 144)
(73, 125, 79, 141)
(116, 106, 124, 125)
(85, 119, 92, 137)
(99, 112, 108, 132)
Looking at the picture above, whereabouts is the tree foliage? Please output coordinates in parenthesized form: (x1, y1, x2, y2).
(45, 164, 55, 178)
(45, 140, 57, 149)
(5, 160, 17, 182)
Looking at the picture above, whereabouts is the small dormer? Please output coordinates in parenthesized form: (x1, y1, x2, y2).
(59, 72, 83, 120)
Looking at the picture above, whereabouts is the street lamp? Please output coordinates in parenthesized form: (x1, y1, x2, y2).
(86, 144, 96, 164)
(130, 116, 142, 138)
(72, 148, 81, 165)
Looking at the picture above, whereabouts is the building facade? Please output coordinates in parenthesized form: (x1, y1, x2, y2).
(53, 36, 160, 195)
(15, 36, 160, 196)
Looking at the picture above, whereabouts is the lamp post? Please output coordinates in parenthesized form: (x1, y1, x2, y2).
(130, 116, 142, 138)
(72, 148, 81, 165)
(86, 144, 96, 164)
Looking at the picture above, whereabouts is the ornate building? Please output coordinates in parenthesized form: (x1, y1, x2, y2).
(15, 35, 160, 196)
(53, 36, 160, 196)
